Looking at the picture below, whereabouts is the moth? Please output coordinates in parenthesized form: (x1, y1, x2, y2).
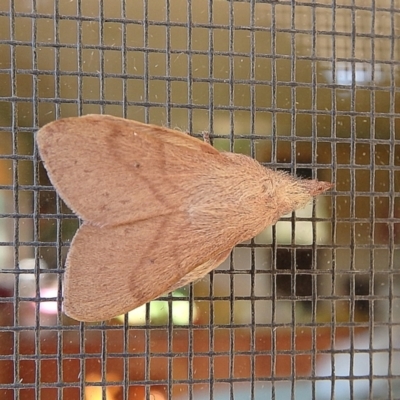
(37, 114, 332, 322)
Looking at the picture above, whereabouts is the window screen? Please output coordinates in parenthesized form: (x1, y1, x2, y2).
(0, 0, 399, 399)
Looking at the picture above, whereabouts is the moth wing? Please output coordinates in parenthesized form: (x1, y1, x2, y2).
(37, 114, 220, 226)
(64, 217, 232, 322)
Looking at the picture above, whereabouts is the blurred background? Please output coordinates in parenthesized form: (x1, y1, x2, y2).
(0, 0, 399, 399)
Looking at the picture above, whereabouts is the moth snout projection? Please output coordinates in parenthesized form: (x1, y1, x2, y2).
(36, 114, 332, 322)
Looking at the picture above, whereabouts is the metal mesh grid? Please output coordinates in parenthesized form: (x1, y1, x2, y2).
(0, 0, 399, 399)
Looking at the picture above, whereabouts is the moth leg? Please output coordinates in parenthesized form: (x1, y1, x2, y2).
(201, 131, 213, 146)
(182, 129, 212, 145)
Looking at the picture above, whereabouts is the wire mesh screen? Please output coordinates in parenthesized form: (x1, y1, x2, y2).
(0, 0, 399, 399)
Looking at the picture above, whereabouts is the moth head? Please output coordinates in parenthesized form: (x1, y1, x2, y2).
(264, 171, 332, 222)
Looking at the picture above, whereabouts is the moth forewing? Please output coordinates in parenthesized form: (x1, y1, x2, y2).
(63, 219, 234, 322)
(36, 114, 221, 227)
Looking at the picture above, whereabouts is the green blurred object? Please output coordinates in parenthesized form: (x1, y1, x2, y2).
(115, 291, 198, 326)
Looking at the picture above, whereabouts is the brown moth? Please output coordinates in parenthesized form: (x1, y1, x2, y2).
(37, 114, 332, 322)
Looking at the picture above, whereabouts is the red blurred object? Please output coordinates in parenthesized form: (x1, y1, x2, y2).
(0, 305, 364, 400)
